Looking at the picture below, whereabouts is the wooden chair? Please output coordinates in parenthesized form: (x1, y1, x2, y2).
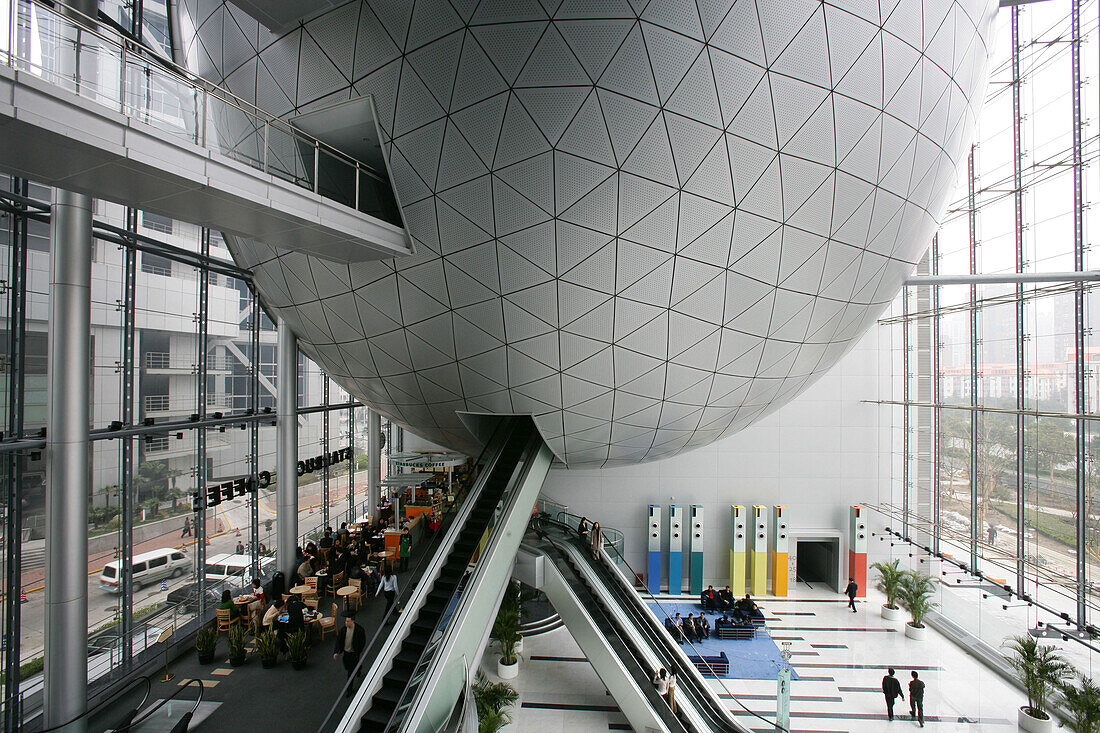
(304, 576, 319, 599)
(332, 571, 346, 591)
(216, 608, 239, 634)
(346, 578, 363, 611)
(304, 597, 319, 610)
(317, 603, 337, 640)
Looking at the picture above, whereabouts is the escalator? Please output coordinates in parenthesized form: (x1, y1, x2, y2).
(328, 415, 553, 733)
(33, 675, 204, 733)
(528, 515, 784, 733)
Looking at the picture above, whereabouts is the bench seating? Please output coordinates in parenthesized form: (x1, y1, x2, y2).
(686, 651, 729, 677)
(716, 624, 755, 640)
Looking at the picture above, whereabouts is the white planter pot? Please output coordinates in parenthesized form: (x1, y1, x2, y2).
(497, 658, 519, 680)
(1018, 706, 1053, 733)
(881, 604, 905, 621)
(904, 622, 927, 640)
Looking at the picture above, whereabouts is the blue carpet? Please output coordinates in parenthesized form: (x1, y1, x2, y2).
(647, 601, 800, 681)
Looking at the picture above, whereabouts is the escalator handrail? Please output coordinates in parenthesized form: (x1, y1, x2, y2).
(318, 417, 521, 733)
(35, 674, 153, 733)
(536, 516, 787, 733)
(380, 423, 544, 732)
(115, 678, 203, 732)
(532, 528, 689, 733)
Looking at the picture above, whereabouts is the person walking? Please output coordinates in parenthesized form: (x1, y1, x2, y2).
(845, 576, 858, 612)
(398, 529, 411, 572)
(882, 668, 904, 721)
(181, 516, 191, 538)
(376, 569, 399, 613)
(909, 671, 925, 727)
(333, 616, 367, 685)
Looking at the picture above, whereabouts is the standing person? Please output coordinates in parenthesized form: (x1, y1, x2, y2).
(882, 668, 904, 721)
(399, 529, 411, 572)
(376, 569, 399, 613)
(909, 671, 925, 727)
(577, 517, 590, 545)
(845, 577, 858, 613)
(333, 616, 367, 684)
(653, 668, 671, 707)
(590, 521, 603, 558)
(181, 516, 191, 538)
(235, 540, 245, 555)
(667, 670, 677, 715)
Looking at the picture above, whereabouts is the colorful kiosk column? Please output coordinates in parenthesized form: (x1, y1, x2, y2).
(647, 505, 662, 595)
(669, 504, 683, 594)
(771, 505, 789, 596)
(848, 505, 868, 597)
(730, 505, 747, 595)
(689, 505, 704, 595)
(750, 505, 768, 596)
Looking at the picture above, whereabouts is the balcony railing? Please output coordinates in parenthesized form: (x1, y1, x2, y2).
(143, 394, 232, 413)
(143, 353, 234, 371)
(1, 0, 391, 212)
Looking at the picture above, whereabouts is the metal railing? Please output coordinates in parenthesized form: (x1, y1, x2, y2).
(1, 0, 391, 213)
(546, 505, 625, 561)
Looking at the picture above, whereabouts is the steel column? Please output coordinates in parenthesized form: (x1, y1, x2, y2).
(2, 177, 27, 733)
(43, 187, 92, 731)
(276, 319, 298, 580)
(368, 409, 381, 519)
(249, 287, 260, 577)
(119, 208, 137, 668)
(1011, 5, 1027, 597)
(1070, 0, 1086, 625)
(902, 284, 911, 537)
(931, 235, 941, 555)
(967, 146, 979, 572)
(347, 407, 355, 523)
(322, 375, 330, 529)
(195, 228, 210, 620)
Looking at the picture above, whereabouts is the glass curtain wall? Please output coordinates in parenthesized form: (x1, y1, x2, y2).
(890, 0, 1100, 675)
(0, 181, 365, 728)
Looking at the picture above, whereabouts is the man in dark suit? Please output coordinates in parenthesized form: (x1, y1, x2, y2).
(909, 671, 925, 727)
(333, 616, 367, 684)
(845, 577, 858, 612)
(882, 668, 904, 720)
(700, 585, 718, 612)
(717, 586, 734, 610)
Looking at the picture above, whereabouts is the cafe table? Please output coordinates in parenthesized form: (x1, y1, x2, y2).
(289, 584, 310, 595)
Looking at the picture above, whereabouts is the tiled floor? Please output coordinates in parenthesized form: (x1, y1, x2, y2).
(495, 583, 1026, 732)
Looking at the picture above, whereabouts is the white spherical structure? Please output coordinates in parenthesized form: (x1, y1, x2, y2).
(180, 0, 995, 466)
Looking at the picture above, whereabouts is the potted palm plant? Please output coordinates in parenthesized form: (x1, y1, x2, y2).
(898, 570, 936, 640)
(473, 669, 518, 732)
(1061, 674, 1100, 733)
(227, 624, 248, 667)
(871, 559, 906, 621)
(194, 625, 217, 664)
(256, 629, 279, 668)
(287, 629, 310, 670)
(492, 602, 521, 679)
(1005, 635, 1072, 732)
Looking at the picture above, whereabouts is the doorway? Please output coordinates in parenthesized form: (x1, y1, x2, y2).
(796, 539, 840, 592)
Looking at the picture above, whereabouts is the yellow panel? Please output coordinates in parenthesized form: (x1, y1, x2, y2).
(730, 550, 746, 596)
(750, 552, 767, 596)
(772, 552, 788, 596)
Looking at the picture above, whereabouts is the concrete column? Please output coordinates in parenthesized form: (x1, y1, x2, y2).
(44, 188, 92, 731)
(276, 319, 298, 580)
(367, 409, 381, 519)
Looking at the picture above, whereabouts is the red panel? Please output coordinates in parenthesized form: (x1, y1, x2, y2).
(848, 550, 867, 597)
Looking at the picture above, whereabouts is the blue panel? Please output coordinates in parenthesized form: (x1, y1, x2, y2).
(648, 551, 661, 595)
(669, 551, 682, 595)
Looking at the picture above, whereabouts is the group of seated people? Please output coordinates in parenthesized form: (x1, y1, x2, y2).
(700, 586, 765, 624)
(291, 525, 388, 592)
(665, 612, 711, 642)
(216, 574, 311, 654)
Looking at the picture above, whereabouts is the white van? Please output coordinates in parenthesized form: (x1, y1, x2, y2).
(204, 553, 275, 588)
(99, 548, 188, 593)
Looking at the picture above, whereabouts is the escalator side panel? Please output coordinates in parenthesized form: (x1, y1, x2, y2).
(404, 437, 555, 733)
(522, 546, 674, 733)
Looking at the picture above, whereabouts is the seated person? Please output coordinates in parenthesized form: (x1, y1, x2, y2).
(700, 585, 718, 612)
(683, 613, 699, 642)
(664, 616, 678, 637)
(262, 598, 283, 631)
(246, 577, 265, 617)
(718, 586, 734, 610)
(217, 589, 240, 619)
(735, 594, 759, 616)
(714, 614, 732, 630)
(696, 613, 710, 639)
(297, 555, 317, 584)
(672, 613, 686, 643)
